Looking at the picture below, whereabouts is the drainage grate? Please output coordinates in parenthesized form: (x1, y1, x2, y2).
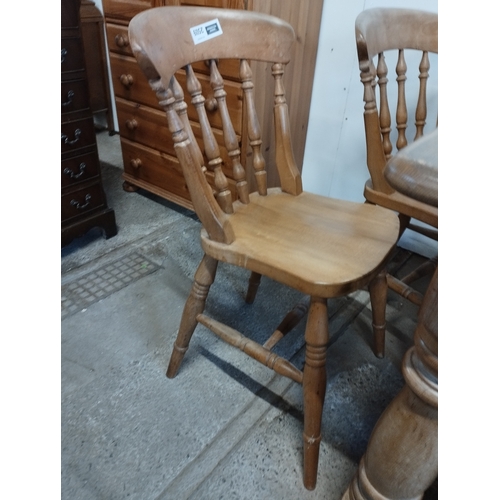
(61, 252, 160, 319)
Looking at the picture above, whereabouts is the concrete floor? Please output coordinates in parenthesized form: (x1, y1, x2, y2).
(61, 131, 436, 499)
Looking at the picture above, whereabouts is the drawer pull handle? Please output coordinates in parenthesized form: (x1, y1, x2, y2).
(64, 162, 86, 179)
(120, 74, 134, 88)
(125, 119, 138, 131)
(61, 48, 68, 63)
(130, 158, 142, 169)
(115, 34, 129, 48)
(62, 128, 81, 146)
(62, 90, 75, 107)
(70, 194, 91, 210)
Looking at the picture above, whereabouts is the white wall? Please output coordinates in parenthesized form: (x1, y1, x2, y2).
(302, 0, 438, 256)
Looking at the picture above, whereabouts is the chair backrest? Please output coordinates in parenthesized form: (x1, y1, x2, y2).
(355, 8, 438, 194)
(129, 7, 301, 244)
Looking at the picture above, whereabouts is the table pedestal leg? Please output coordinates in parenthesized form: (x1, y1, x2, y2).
(342, 270, 438, 500)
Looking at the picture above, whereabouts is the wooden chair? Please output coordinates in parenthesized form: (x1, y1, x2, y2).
(355, 8, 438, 357)
(129, 7, 399, 490)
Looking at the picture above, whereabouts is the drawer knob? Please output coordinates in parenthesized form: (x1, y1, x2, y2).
(205, 97, 218, 112)
(130, 158, 142, 169)
(115, 34, 129, 48)
(70, 194, 91, 210)
(64, 162, 86, 179)
(125, 119, 138, 131)
(62, 90, 75, 107)
(61, 48, 68, 63)
(120, 74, 134, 88)
(62, 128, 81, 146)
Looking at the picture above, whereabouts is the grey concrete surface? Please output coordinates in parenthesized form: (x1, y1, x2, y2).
(61, 131, 436, 499)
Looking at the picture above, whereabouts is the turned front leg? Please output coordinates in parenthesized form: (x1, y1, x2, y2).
(302, 296, 329, 490)
(166, 255, 218, 378)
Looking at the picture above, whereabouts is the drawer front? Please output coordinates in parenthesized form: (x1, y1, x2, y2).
(110, 54, 243, 133)
(106, 23, 134, 57)
(109, 53, 161, 109)
(62, 183, 105, 222)
(121, 137, 236, 201)
(120, 138, 191, 201)
(116, 97, 237, 179)
(116, 98, 174, 154)
(100, 0, 251, 19)
(61, 37, 85, 73)
(61, 79, 89, 114)
(61, 116, 96, 154)
(103, 0, 154, 21)
(61, 151, 100, 188)
(61, 0, 79, 29)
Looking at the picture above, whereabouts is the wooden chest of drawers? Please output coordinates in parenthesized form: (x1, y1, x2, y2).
(102, 0, 324, 210)
(62, 0, 117, 246)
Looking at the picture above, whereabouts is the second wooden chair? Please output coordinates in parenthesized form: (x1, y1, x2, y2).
(355, 8, 438, 356)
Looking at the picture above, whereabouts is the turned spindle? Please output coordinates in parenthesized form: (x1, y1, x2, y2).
(395, 49, 408, 151)
(185, 64, 233, 214)
(209, 59, 249, 204)
(415, 51, 430, 140)
(240, 59, 267, 196)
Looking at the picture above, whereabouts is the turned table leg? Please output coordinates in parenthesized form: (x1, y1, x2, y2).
(343, 269, 438, 500)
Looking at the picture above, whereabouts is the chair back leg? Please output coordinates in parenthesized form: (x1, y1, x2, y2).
(245, 271, 262, 304)
(369, 270, 388, 358)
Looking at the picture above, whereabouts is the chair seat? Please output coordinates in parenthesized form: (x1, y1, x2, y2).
(364, 180, 438, 229)
(201, 188, 400, 298)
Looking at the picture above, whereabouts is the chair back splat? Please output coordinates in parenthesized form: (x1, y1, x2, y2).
(129, 6, 400, 490)
(355, 7, 438, 223)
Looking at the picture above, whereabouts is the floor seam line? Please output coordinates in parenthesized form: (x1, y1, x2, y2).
(154, 374, 295, 500)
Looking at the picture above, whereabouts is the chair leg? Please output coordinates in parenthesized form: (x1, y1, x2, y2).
(263, 296, 310, 350)
(369, 270, 388, 359)
(302, 296, 328, 491)
(166, 254, 218, 378)
(245, 271, 262, 304)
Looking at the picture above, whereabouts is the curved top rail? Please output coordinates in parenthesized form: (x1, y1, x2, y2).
(356, 8, 438, 61)
(129, 6, 296, 82)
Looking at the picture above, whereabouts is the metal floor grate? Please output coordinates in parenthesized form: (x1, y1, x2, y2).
(61, 252, 160, 319)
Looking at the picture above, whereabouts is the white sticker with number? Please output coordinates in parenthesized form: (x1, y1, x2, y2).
(190, 18, 223, 45)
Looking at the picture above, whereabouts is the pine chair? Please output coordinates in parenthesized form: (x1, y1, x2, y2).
(129, 6, 399, 490)
(355, 7, 438, 356)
